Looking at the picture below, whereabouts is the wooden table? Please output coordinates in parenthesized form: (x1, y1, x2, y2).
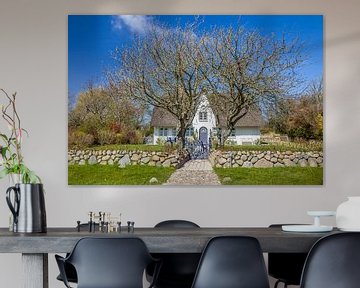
(0, 227, 339, 288)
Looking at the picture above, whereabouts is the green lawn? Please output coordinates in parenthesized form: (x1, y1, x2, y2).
(214, 167, 323, 185)
(87, 144, 169, 152)
(68, 164, 175, 185)
(220, 143, 323, 152)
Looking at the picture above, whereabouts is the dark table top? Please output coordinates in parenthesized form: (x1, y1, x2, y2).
(0, 227, 340, 254)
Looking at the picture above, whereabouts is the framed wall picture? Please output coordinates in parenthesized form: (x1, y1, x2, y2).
(68, 15, 323, 185)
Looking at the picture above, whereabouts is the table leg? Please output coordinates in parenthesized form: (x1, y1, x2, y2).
(22, 253, 48, 288)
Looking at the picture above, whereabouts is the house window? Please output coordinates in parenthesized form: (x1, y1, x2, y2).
(230, 129, 236, 137)
(199, 111, 208, 122)
(159, 128, 168, 136)
(185, 127, 194, 137)
(172, 128, 176, 136)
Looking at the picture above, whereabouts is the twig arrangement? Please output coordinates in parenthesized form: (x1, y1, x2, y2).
(0, 88, 40, 183)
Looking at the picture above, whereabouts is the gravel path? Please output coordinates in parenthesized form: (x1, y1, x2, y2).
(164, 159, 221, 185)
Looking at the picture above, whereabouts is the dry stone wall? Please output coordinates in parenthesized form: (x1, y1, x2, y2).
(209, 150, 323, 168)
(69, 149, 323, 169)
(68, 150, 185, 168)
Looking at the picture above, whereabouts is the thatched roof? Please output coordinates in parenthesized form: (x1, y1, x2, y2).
(216, 106, 263, 127)
(150, 107, 178, 127)
(150, 105, 263, 127)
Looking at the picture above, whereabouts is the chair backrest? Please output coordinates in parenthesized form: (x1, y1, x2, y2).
(67, 237, 154, 288)
(191, 236, 270, 288)
(155, 220, 200, 228)
(151, 220, 201, 286)
(300, 232, 360, 288)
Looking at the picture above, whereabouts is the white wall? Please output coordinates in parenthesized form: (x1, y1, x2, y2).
(192, 95, 217, 140)
(232, 127, 261, 145)
(1, 0, 360, 287)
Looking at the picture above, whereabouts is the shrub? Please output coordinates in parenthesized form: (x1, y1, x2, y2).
(210, 137, 219, 149)
(68, 131, 94, 149)
(115, 133, 125, 144)
(78, 115, 102, 136)
(109, 122, 123, 134)
(124, 130, 143, 144)
(156, 137, 166, 145)
(164, 142, 177, 153)
(97, 130, 117, 145)
(224, 139, 237, 145)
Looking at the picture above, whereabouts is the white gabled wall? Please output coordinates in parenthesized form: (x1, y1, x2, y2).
(191, 95, 217, 142)
(152, 95, 218, 144)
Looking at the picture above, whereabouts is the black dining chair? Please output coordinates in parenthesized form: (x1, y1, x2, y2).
(147, 220, 201, 288)
(300, 232, 360, 288)
(55, 237, 161, 288)
(268, 224, 308, 288)
(56, 223, 99, 284)
(191, 236, 270, 288)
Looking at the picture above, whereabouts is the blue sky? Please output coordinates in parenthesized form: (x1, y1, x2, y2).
(68, 15, 323, 102)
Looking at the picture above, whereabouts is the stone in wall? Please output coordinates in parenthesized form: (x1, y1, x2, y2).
(141, 157, 150, 164)
(242, 161, 253, 168)
(283, 159, 296, 167)
(119, 154, 131, 168)
(251, 157, 258, 164)
(152, 155, 160, 161)
(308, 158, 318, 167)
(254, 158, 273, 168)
(131, 154, 140, 161)
(298, 159, 308, 167)
(162, 159, 171, 167)
(102, 155, 110, 161)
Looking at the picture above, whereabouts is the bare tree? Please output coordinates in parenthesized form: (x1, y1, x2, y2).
(109, 19, 307, 148)
(200, 26, 305, 145)
(109, 22, 207, 149)
(306, 77, 323, 110)
(107, 80, 148, 128)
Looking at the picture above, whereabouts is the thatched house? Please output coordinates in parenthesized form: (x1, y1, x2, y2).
(150, 96, 262, 145)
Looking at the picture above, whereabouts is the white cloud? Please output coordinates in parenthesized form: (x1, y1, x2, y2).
(111, 15, 153, 34)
